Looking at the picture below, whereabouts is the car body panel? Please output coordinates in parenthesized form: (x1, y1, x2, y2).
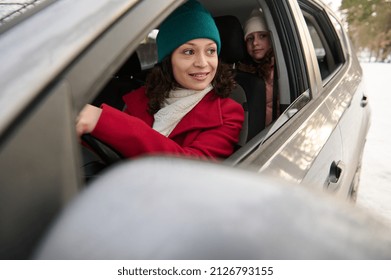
(0, 81, 80, 259)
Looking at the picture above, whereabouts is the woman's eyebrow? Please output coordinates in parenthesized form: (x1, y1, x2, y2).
(182, 42, 217, 47)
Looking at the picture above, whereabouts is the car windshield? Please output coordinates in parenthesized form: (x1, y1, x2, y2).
(0, 0, 54, 33)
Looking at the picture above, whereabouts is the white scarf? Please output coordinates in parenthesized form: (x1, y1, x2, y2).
(152, 85, 213, 136)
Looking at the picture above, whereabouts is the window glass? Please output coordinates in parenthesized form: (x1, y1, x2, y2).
(300, 3, 345, 82)
(329, 14, 347, 56)
(305, 18, 330, 79)
(307, 23, 326, 59)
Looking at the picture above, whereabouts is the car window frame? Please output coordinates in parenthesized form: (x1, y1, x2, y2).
(258, 0, 320, 142)
(300, 0, 346, 84)
(228, 0, 319, 165)
(230, 0, 345, 166)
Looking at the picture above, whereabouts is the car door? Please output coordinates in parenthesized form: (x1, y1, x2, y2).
(235, 0, 350, 196)
(297, 0, 370, 199)
(295, 0, 352, 197)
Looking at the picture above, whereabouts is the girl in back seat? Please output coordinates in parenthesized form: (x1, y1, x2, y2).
(238, 8, 279, 127)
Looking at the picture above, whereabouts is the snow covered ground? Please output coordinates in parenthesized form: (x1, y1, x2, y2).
(356, 62, 391, 227)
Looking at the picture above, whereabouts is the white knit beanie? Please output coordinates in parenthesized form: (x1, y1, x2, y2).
(243, 9, 268, 40)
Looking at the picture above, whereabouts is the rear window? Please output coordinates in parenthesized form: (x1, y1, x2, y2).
(300, 1, 345, 81)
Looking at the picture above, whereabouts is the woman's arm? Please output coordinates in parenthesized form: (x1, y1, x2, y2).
(91, 99, 244, 160)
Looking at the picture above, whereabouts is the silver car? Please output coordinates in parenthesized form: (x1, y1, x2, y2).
(0, 0, 375, 259)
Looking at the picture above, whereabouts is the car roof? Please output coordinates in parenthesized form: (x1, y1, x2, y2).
(0, 0, 55, 33)
(0, 0, 139, 136)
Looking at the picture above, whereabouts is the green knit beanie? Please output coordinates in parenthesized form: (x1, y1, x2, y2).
(156, 0, 221, 62)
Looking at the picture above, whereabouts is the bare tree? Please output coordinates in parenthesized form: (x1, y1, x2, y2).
(341, 0, 391, 62)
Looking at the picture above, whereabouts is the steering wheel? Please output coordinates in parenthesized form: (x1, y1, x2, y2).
(80, 134, 124, 181)
(81, 134, 124, 165)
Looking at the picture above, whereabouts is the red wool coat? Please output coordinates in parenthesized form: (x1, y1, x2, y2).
(91, 87, 244, 160)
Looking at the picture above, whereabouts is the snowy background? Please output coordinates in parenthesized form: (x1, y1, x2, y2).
(357, 63, 391, 227)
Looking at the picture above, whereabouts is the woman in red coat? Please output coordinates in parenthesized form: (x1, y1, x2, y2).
(76, 0, 244, 160)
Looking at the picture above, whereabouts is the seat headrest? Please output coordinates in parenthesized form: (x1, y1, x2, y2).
(214, 15, 246, 64)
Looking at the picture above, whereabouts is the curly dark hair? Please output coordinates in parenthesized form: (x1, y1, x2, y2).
(145, 57, 236, 115)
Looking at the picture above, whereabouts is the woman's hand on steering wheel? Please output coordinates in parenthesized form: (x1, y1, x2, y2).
(76, 104, 102, 137)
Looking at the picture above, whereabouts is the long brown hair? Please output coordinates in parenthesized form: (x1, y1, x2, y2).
(145, 57, 235, 115)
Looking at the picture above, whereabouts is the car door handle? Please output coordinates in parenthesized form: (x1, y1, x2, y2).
(361, 95, 368, 107)
(326, 161, 345, 192)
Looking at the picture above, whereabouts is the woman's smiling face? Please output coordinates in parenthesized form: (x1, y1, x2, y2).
(171, 38, 218, 90)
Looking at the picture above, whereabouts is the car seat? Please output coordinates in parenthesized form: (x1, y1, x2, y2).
(92, 52, 144, 110)
(214, 15, 267, 144)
